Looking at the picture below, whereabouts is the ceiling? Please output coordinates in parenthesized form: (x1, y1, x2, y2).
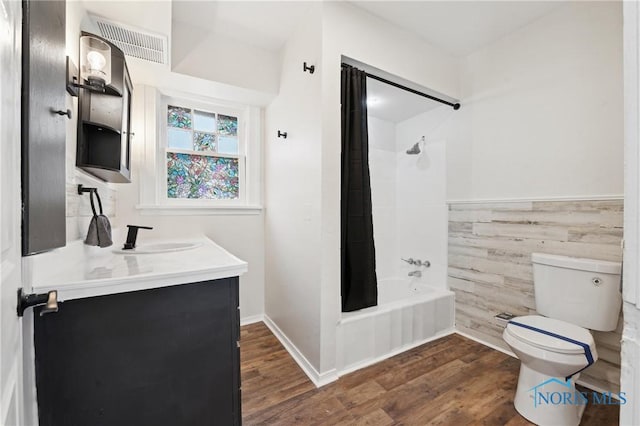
(366, 77, 441, 123)
(170, 1, 567, 58)
(171, 1, 313, 52)
(349, 1, 567, 57)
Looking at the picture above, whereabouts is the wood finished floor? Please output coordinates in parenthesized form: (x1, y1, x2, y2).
(240, 322, 619, 425)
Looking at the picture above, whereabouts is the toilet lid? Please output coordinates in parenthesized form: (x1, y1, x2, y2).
(505, 315, 595, 355)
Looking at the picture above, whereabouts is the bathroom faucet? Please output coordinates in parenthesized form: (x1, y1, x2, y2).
(123, 225, 153, 250)
(408, 270, 422, 278)
(402, 258, 431, 268)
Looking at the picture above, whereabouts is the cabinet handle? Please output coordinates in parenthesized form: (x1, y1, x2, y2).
(53, 108, 72, 119)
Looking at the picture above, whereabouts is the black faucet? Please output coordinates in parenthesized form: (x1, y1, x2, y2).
(123, 225, 153, 250)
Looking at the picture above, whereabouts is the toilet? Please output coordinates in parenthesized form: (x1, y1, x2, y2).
(503, 253, 622, 426)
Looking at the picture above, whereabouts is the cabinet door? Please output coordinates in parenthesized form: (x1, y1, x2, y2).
(119, 68, 132, 180)
(34, 279, 241, 426)
(21, 0, 67, 255)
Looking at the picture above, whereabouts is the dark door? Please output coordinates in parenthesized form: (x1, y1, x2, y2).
(21, 0, 67, 255)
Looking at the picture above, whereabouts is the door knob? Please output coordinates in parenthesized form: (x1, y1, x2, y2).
(53, 108, 72, 119)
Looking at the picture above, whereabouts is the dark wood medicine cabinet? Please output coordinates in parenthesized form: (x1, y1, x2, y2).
(76, 32, 133, 183)
(22, 0, 67, 255)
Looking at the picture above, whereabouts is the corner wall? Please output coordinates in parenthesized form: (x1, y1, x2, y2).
(264, 4, 324, 374)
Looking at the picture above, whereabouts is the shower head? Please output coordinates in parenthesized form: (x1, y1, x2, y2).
(406, 143, 421, 155)
(406, 136, 425, 155)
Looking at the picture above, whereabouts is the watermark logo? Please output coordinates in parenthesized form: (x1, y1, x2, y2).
(529, 378, 626, 408)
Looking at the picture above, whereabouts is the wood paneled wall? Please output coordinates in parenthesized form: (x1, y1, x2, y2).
(447, 199, 623, 393)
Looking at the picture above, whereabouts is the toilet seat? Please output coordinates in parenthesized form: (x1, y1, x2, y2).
(505, 315, 595, 354)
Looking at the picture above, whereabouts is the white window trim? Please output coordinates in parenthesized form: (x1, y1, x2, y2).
(135, 85, 263, 215)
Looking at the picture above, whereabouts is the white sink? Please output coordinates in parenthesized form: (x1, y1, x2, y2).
(114, 242, 203, 254)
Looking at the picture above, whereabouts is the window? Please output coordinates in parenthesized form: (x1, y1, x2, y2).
(135, 86, 262, 215)
(165, 104, 242, 200)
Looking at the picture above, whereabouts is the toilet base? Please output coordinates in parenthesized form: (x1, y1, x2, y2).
(514, 364, 586, 426)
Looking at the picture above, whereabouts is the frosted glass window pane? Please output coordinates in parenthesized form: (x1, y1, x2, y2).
(218, 114, 238, 136)
(167, 105, 192, 129)
(194, 110, 216, 132)
(167, 153, 239, 199)
(167, 128, 193, 149)
(218, 136, 238, 154)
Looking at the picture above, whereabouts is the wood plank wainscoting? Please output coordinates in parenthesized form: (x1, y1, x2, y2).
(447, 199, 623, 394)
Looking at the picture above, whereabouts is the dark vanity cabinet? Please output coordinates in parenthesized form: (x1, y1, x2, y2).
(21, 0, 67, 255)
(34, 278, 241, 426)
(76, 37, 133, 183)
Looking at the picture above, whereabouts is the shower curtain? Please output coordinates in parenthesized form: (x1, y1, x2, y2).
(341, 64, 378, 312)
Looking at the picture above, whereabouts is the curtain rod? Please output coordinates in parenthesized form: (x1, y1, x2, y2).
(341, 63, 460, 111)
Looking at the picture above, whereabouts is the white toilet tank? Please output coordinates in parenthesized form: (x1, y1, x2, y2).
(532, 253, 622, 331)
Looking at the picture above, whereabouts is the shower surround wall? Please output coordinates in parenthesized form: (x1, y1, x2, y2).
(368, 108, 449, 288)
(395, 107, 450, 285)
(337, 103, 455, 374)
(368, 116, 397, 280)
(448, 199, 623, 393)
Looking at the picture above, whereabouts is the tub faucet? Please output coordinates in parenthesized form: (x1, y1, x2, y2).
(408, 270, 422, 278)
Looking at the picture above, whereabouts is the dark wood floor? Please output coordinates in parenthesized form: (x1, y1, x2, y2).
(240, 322, 619, 425)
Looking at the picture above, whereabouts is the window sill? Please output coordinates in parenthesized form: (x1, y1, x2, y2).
(136, 204, 263, 216)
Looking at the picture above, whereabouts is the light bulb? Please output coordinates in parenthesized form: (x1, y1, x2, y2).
(80, 35, 112, 88)
(86, 50, 106, 72)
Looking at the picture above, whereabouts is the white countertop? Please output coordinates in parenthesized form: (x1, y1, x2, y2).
(23, 236, 248, 301)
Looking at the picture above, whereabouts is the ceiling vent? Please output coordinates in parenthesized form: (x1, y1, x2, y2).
(91, 15, 168, 65)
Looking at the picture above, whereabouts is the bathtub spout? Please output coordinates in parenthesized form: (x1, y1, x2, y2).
(408, 270, 422, 278)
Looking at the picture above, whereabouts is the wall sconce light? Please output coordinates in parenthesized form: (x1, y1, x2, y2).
(80, 35, 111, 89)
(67, 33, 114, 97)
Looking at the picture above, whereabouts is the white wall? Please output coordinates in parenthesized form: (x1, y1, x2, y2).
(66, 1, 269, 322)
(368, 116, 397, 280)
(448, 1, 623, 201)
(319, 1, 461, 375)
(395, 107, 451, 288)
(113, 73, 266, 321)
(264, 5, 323, 371)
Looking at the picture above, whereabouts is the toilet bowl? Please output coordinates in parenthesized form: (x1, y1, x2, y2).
(503, 315, 597, 426)
(502, 253, 621, 426)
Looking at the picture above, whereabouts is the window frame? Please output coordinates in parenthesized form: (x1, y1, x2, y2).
(160, 96, 246, 206)
(135, 86, 262, 215)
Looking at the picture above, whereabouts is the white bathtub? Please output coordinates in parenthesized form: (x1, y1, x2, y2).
(337, 278, 455, 374)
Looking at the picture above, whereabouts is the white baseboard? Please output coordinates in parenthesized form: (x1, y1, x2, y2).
(338, 328, 456, 377)
(240, 314, 264, 326)
(262, 315, 339, 388)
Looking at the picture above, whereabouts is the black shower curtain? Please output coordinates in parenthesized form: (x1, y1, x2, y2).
(341, 64, 378, 312)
